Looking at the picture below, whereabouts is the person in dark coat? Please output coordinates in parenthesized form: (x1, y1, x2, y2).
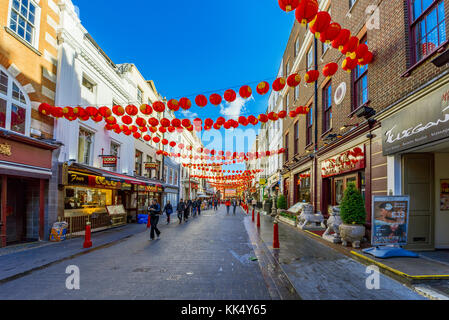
(184, 199, 192, 222)
(163, 201, 173, 224)
(232, 199, 238, 215)
(177, 199, 185, 224)
(213, 198, 218, 211)
(192, 198, 197, 217)
(197, 198, 202, 216)
(148, 199, 162, 240)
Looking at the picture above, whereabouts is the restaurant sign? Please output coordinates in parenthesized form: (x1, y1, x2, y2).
(67, 171, 120, 189)
(382, 83, 449, 156)
(145, 162, 158, 170)
(102, 155, 117, 167)
(321, 145, 365, 178)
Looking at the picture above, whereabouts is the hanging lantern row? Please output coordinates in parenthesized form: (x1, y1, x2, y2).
(279, 0, 374, 72)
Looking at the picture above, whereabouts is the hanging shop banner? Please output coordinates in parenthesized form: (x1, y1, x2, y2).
(102, 155, 117, 167)
(321, 145, 365, 178)
(371, 195, 410, 246)
(145, 162, 158, 170)
(67, 171, 121, 189)
(146, 185, 163, 193)
(440, 179, 449, 211)
(382, 83, 449, 156)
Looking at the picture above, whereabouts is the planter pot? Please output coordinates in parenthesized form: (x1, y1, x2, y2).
(339, 223, 365, 248)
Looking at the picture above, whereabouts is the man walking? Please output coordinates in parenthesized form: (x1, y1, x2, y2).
(184, 199, 191, 222)
(192, 198, 197, 217)
(163, 200, 173, 224)
(213, 198, 218, 211)
(232, 198, 237, 215)
(177, 199, 185, 224)
(197, 198, 202, 216)
(225, 199, 231, 215)
(148, 199, 162, 240)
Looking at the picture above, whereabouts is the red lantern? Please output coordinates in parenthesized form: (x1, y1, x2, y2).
(63, 107, 78, 121)
(122, 115, 132, 125)
(86, 106, 98, 117)
(179, 97, 192, 110)
(105, 116, 117, 125)
(133, 132, 141, 139)
(160, 118, 171, 127)
(159, 126, 167, 133)
(322, 62, 338, 78)
(278, 0, 300, 12)
(39, 103, 53, 116)
(111, 105, 124, 116)
(332, 28, 350, 51)
(204, 118, 214, 127)
(98, 106, 112, 117)
(209, 93, 222, 106)
(342, 57, 358, 72)
(359, 51, 373, 65)
(153, 137, 160, 143)
(289, 110, 297, 118)
(287, 73, 301, 87)
(309, 11, 331, 39)
(224, 89, 237, 103)
(272, 77, 286, 91)
(258, 114, 268, 123)
(135, 117, 146, 127)
(239, 85, 252, 99)
(319, 22, 341, 44)
(140, 126, 148, 132)
(149, 126, 157, 133)
(256, 81, 270, 95)
(153, 101, 165, 113)
(341, 36, 359, 57)
(169, 141, 176, 148)
(278, 110, 287, 119)
(168, 126, 175, 133)
(213, 123, 221, 130)
(216, 117, 226, 126)
(125, 105, 138, 116)
(143, 135, 151, 142)
(149, 117, 159, 127)
(304, 70, 320, 83)
(171, 118, 181, 127)
(129, 125, 138, 133)
(182, 119, 191, 128)
(295, 0, 319, 25)
(162, 139, 168, 145)
(267, 112, 278, 121)
(195, 95, 208, 107)
(355, 43, 369, 60)
(139, 104, 153, 115)
(167, 99, 179, 111)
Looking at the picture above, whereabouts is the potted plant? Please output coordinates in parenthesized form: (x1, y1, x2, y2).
(339, 182, 366, 248)
(277, 194, 287, 213)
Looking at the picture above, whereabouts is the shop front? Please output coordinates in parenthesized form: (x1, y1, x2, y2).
(267, 173, 281, 197)
(163, 186, 179, 209)
(320, 145, 367, 217)
(293, 169, 311, 205)
(0, 133, 58, 247)
(382, 78, 449, 250)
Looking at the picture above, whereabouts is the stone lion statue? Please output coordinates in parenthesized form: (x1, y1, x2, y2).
(297, 204, 325, 230)
(323, 206, 342, 243)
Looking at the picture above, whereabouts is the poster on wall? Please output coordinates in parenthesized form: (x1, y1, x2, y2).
(440, 180, 449, 211)
(371, 196, 410, 246)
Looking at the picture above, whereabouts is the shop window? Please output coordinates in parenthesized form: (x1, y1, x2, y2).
(135, 150, 143, 176)
(110, 142, 120, 172)
(82, 76, 95, 93)
(169, 168, 173, 185)
(322, 81, 332, 133)
(78, 128, 94, 165)
(174, 170, 178, 185)
(352, 37, 368, 111)
(410, 0, 446, 63)
(306, 106, 313, 146)
(0, 69, 30, 135)
(296, 172, 311, 203)
(64, 186, 112, 210)
(137, 87, 143, 104)
(9, 0, 38, 46)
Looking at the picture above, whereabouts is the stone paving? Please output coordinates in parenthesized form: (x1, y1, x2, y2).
(0, 207, 273, 300)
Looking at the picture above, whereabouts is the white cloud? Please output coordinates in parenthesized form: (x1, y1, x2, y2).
(180, 109, 198, 120)
(219, 96, 253, 120)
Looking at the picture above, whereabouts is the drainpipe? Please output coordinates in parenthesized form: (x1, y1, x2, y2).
(313, 37, 319, 213)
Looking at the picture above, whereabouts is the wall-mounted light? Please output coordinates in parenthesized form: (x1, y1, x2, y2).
(340, 123, 359, 131)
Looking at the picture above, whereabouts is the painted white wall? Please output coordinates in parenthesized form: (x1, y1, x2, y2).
(434, 153, 449, 248)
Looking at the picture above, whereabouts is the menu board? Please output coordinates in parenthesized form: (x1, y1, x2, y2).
(106, 204, 126, 215)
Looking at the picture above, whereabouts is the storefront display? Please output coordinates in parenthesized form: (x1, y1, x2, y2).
(294, 171, 311, 204)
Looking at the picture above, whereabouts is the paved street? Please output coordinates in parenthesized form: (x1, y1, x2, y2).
(0, 206, 425, 300)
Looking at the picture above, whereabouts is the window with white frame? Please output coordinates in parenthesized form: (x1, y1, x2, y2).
(0, 68, 30, 135)
(78, 128, 94, 165)
(110, 141, 120, 172)
(307, 45, 314, 71)
(9, 0, 38, 46)
(137, 87, 143, 104)
(169, 168, 173, 185)
(295, 37, 300, 56)
(82, 75, 95, 93)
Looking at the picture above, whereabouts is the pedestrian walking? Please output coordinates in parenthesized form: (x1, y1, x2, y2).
(197, 198, 201, 216)
(213, 199, 218, 211)
(163, 201, 173, 224)
(225, 199, 231, 215)
(177, 199, 185, 224)
(192, 199, 197, 217)
(185, 199, 192, 222)
(148, 199, 162, 240)
(232, 198, 237, 215)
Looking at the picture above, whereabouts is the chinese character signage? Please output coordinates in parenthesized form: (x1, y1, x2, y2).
(145, 162, 158, 170)
(321, 145, 365, 178)
(440, 179, 449, 211)
(371, 196, 410, 246)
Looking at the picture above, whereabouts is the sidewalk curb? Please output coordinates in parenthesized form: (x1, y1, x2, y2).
(0, 226, 147, 284)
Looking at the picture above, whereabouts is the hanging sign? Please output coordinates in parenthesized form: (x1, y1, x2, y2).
(145, 162, 158, 170)
(440, 179, 449, 211)
(102, 155, 117, 167)
(371, 196, 410, 246)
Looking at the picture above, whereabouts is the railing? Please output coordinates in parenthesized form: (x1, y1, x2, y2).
(60, 212, 127, 239)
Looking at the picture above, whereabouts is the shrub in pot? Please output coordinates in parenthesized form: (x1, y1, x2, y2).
(277, 194, 287, 210)
(339, 182, 366, 248)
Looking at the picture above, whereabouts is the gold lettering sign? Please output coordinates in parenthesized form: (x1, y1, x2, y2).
(0, 143, 12, 156)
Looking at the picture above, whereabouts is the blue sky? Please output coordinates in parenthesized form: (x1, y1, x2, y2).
(73, 0, 294, 171)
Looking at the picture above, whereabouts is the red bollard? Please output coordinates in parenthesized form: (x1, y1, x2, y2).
(252, 208, 255, 222)
(83, 222, 92, 248)
(273, 221, 280, 249)
(147, 214, 151, 229)
(257, 211, 261, 228)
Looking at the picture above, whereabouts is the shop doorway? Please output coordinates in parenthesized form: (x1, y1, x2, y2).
(403, 153, 434, 250)
(333, 173, 359, 205)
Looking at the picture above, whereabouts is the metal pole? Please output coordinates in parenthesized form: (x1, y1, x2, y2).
(313, 37, 319, 213)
